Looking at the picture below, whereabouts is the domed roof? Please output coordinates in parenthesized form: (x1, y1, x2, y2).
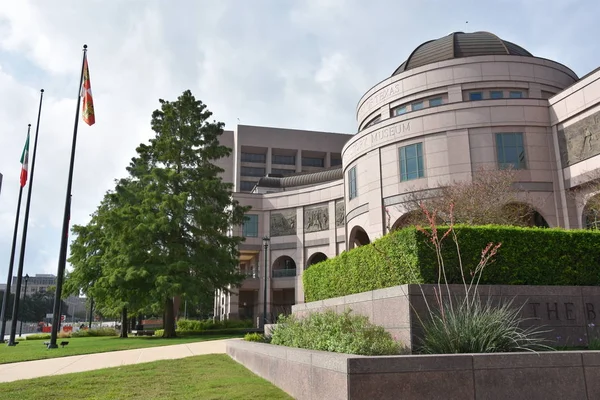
(392, 31, 533, 76)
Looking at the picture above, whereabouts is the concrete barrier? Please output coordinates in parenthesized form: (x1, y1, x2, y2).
(227, 339, 600, 400)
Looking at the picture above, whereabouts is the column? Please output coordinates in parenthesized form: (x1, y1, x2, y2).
(296, 149, 302, 173)
(266, 147, 272, 174)
(325, 152, 331, 168)
(228, 289, 240, 320)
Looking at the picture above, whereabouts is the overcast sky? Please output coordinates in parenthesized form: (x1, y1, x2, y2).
(0, 0, 599, 280)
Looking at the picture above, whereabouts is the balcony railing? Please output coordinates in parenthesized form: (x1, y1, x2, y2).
(241, 270, 258, 279)
(272, 268, 296, 278)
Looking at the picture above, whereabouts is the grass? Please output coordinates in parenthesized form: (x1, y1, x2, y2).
(0, 354, 292, 400)
(0, 334, 243, 364)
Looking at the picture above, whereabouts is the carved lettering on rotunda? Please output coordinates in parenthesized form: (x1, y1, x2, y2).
(270, 209, 297, 237)
(304, 204, 329, 233)
(558, 110, 600, 167)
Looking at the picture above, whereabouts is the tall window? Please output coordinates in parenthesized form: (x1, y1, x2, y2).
(394, 106, 407, 116)
(490, 91, 504, 99)
(241, 166, 266, 177)
(509, 91, 523, 99)
(241, 152, 266, 163)
(272, 154, 296, 165)
(331, 158, 342, 166)
(348, 166, 357, 200)
(399, 143, 424, 182)
(496, 133, 526, 169)
(411, 101, 424, 111)
(365, 115, 381, 129)
(429, 97, 442, 107)
(469, 92, 483, 101)
(243, 214, 259, 237)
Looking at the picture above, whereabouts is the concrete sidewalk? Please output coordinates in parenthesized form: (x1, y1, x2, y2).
(0, 338, 231, 383)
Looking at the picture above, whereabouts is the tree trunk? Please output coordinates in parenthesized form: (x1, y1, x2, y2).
(163, 297, 176, 338)
(120, 307, 128, 338)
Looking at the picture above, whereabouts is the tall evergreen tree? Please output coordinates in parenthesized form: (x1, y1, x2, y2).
(66, 91, 248, 337)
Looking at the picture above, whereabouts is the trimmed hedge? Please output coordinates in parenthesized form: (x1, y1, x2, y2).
(303, 226, 600, 302)
(153, 328, 254, 337)
(176, 319, 253, 331)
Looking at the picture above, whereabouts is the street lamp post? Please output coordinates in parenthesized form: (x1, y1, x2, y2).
(19, 274, 29, 337)
(262, 236, 270, 327)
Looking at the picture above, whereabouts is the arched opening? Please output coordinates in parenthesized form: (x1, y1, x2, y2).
(272, 256, 296, 278)
(502, 203, 549, 228)
(348, 226, 371, 249)
(583, 193, 600, 229)
(391, 210, 429, 230)
(306, 252, 328, 269)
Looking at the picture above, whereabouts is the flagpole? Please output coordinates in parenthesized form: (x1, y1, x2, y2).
(7, 90, 45, 346)
(49, 45, 87, 349)
(0, 125, 31, 343)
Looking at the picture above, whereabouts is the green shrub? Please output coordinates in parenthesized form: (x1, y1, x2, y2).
(270, 310, 402, 356)
(419, 298, 549, 354)
(153, 328, 251, 337)
(304, 226, 600, 301)
(176, 319, 253, 331)
(25, 333, 51, 340)
(71, 327, 117, 337)
(244, 333, 269, 343)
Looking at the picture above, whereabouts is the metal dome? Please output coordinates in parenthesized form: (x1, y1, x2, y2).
(392, 31, 533, 76)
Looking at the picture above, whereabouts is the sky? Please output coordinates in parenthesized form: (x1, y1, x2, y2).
(0, 0, 599, 280)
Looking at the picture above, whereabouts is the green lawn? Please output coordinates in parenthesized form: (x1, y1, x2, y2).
(0, 354, 292, 399)
(0, 334, 243, 364)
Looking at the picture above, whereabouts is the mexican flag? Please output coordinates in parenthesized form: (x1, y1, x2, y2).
(20, 133, 29, 187)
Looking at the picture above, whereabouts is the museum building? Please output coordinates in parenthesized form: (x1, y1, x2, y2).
(214, 31, 600, 321)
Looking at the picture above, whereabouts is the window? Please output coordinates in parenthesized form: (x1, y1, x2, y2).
(272, 154, 296, 165)
(393, 106, 407, 116)
(490, 91, 504, 99)
(469, 92, 483, 101)
(365, 115, 381, 129)
(240, 181, 256, 191)
(348, 166, 357, 200)
(302, 157, 325, 167)
(241, 166, 266, 177)
(509, 91, 523, 99)
(411, 101, 424, 111)
(496, 133, 526, 169)
(331, 158, 342, 166)
(242, 214, 259, 237)
(271, 168, 294, 176)
(240, 152, 266, 163)
(429, 97, 442, 107)
(399, 143, 424, 182)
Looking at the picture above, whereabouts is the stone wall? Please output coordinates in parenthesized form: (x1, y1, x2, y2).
(227, 339, 600, 400)
(292, 284, 600, 349)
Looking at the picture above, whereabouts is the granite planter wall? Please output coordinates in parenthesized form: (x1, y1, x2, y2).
(292, 284, 600, 349)
(227, 339, 600, 400)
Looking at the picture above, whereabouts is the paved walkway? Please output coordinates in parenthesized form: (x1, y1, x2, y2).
(0, 338, 231, 383)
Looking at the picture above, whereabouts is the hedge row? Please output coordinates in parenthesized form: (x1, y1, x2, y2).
(153, 328, 254, 337)
(303, 226, 600, 302)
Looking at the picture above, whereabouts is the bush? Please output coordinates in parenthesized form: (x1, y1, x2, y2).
(303, 226, 600, 301)
(153, 328, 252, 337)
(71, 327, 117, 337)
(419, 298, 549, 354)
(176, 319, 253, 331)
(270, 310, 402, 356)
(25, 333, 51, 340)
(244, 333, 269, 343)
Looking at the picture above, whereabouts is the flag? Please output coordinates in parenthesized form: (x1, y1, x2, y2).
(81, 56, 95, 126)
(19, 133, 30, 187)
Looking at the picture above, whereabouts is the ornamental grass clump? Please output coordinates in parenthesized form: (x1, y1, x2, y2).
(270, 309, 402, 356)
(395, 202, 549, 354)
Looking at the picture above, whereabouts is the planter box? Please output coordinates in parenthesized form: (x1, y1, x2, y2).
(293, 284, 600, 349)
(227, 339, 600, 400)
